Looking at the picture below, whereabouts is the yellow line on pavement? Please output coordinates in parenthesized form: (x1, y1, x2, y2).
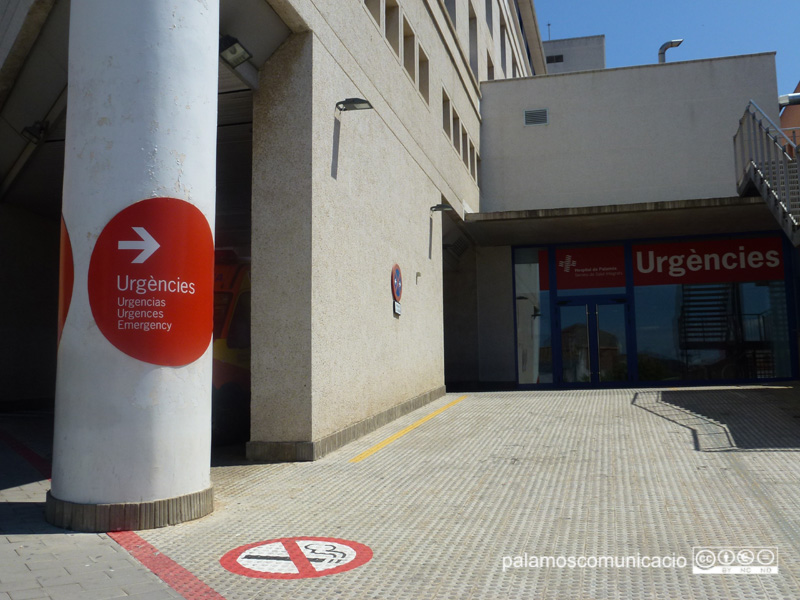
(349, 395, 468, 463)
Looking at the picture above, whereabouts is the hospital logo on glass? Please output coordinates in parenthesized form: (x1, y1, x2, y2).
(693, 547, 778, 574)
(558, 255, 577, 273)
(554, 247, 626, 289)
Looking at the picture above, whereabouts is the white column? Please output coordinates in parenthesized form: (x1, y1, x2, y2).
(48, 0, 219, 531)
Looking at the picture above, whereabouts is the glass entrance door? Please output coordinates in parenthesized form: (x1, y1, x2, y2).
(558, 298, 629, 384)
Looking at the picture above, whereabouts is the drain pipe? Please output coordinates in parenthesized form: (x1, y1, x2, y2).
(658, 39, 683, 63)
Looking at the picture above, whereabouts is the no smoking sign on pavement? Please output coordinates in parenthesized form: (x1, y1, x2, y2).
(220, 537, 373, 579)
(88, 197, 214, 366)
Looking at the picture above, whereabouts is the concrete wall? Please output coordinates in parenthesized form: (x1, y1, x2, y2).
(309, 31, 445, 441)
(443, 246, 478, 384)
(250, 0, 526, 453)
(542, 35, 605, 74)
(476, 245, 515, 383)
(480, 53, 780, 212)
(250, 33, 314, 443)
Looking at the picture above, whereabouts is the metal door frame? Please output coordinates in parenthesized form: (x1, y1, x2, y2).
(555, 294, 630, 385)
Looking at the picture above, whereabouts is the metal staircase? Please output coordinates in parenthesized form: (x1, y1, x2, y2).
(734, 101, 800, 244)
(677, 283, 779, 379)
(678, 283, 735, 350)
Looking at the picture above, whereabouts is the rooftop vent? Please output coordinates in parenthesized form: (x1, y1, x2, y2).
(524, 108, 548, 126)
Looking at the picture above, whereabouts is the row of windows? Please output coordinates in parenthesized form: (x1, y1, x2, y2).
(365, 0, 430, 103)
(365, 0, 478, 184)
(442, 88, 478, 182)
(446, 0, 519, 82)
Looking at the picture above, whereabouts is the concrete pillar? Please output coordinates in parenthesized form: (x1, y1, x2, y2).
(46, 0, 219, 531)
(248, 33, 314, 461)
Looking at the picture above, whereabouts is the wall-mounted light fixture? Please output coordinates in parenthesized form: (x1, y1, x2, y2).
(336, 98, 373, 112)
(21, 120, 48, 145)
(219, 35, 252, 68)
(658, 39, 683, 63)
(430, 203, 454, 214)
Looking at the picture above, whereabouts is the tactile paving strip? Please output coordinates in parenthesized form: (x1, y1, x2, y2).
(136, 387, 800, 599)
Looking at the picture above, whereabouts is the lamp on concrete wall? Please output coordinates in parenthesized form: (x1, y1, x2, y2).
(336, 98, 373, 112)
(21, 120, 48, 144)
(219, 34, 258, 90)
(430, 203, 454, 214)
(219, 35, 252, 68)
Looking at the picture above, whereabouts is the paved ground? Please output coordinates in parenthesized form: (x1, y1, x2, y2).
(3, 386, 800, 599)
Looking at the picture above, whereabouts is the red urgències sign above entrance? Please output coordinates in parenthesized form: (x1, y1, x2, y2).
(539, 237, 784, 292)
(632, 237, 783, 286)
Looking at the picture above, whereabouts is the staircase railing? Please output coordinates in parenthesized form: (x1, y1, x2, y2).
(734, 100, 799, 244)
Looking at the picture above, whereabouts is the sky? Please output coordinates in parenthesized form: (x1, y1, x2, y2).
(533, 0, 799, 95)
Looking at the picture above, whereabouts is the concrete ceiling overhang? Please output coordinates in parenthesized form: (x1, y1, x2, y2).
(463, 196, 782, 247)
(0, 0, 290, 211)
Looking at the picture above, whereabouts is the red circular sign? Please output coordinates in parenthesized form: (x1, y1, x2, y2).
(391, 264, 402, 302)
(58, 215, 74, 346)
(220, 537, 373, 579)
(88, 197, 214, 366)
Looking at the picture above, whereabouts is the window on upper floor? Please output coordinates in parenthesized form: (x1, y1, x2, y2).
(487, 52, 494, 80)
(418, 46, 430, 103)
(445, 0, 457, 25)
(452, 110, 461, 152)
(403, 17, 416, 82)
(442, 90, 451, 137)
(461, 124, 469, 166)
(385, 0, 401, 56)
(469, 2, 478, 77)
(365, 0, 381, 27)
(485, 0, 493, 34)
(547, 54, 564, 64)
(469, 141, 476, 179)
(500, 19, 507, 76)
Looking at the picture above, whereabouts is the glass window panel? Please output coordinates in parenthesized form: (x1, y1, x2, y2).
(739, 281, 791, 378)
(635, 280, 791, 381)
(560, 305, 590, 382)
(514, 248, 552, 384)
(597, 303, 627, 382)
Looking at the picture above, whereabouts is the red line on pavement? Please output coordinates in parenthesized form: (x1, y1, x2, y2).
(282, 539, 318, 578)
(0, 429, 51, 479)
(0, 431, 223, 600)
(109, 531, 227, 600)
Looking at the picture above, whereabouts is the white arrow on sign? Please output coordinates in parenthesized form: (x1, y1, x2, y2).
(118, 227, 160, 263)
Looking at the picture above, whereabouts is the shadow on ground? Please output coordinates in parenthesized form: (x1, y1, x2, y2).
(633, 386, 800, 451)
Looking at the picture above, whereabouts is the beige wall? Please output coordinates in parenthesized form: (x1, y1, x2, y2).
(443, 245, 478, 384)
(250, 0, 524, 449)
(476, 245, 515, 382)
(250, 33, 314, 443)
(480, 53, 781, 212)
(309, 32, 445, 439)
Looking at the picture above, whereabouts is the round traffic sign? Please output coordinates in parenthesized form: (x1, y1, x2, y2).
(220, 537, 373, 579)
(88, 197, 214, 366)
(391, 264, 402, 302)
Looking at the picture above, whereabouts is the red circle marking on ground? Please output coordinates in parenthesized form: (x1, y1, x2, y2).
(88, 197, 214, 366)
(219, 537, 373, 580)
